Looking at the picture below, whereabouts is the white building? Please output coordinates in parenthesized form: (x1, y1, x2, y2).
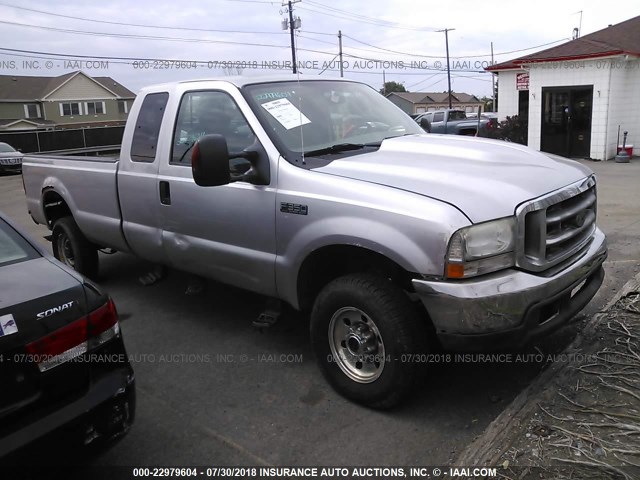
(488, 15, 640, 160)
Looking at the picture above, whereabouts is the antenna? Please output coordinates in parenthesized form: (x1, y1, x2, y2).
(572, 10, 583, 38)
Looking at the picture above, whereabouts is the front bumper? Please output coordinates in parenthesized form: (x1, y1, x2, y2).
(413, 228, 607, 351)
(0, 163, 22, 173)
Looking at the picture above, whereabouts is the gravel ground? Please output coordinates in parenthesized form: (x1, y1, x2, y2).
(456, 273, 640, 479)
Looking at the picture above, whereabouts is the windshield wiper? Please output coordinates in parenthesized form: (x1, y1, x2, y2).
(177, 141, 196, 163)
(304, 142, 379, 157)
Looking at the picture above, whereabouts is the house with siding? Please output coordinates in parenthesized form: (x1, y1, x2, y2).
(386, 91, 484, 115)
(0, 71, 135, 131)
(487, 15, 640, 160)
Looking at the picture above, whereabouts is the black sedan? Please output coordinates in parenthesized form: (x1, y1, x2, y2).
(0, 143, 23, 174)
(0, 212, 135, 462)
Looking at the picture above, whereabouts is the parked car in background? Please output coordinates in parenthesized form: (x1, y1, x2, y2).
(0, 143, 23, 174)
(415, 109, 495, 135)
(0, 212, 135, 461)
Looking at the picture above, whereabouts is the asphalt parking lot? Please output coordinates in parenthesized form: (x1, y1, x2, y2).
(1, 158, 639, 467)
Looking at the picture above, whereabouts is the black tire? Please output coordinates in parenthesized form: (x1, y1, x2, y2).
(310, 273, 428, 409)
(52, 216, 99, 279)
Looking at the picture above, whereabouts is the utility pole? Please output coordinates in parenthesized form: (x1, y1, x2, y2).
(437, 28, 455, 109)
(338, 30, 344, 77)
(282, 0, 301, 73)
(491, 41, 495, 112)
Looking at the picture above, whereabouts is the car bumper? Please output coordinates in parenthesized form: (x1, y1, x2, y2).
(412, 228, 607, 351)
(0, 163, 22, 173)
(0, 365, 135, 458)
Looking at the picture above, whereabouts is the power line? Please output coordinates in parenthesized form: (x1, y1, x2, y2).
(405, 73, 441, 90)
(0, 2, 570, 61)
(342, 33, 571, 59)
(0, 2, 287, 35)
(0, 20, 290, 48)
(306, 0, 442, 31)
(304, 0, 441, 31)
(296, 5, 435, 31)
(0, 47, 495, 79)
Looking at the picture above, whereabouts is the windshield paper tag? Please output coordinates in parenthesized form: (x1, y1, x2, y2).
(0, 314, 18, 337)
(261, 98, 311, 130)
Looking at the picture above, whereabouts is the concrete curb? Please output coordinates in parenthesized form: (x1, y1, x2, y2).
(454, 271, 640, 466)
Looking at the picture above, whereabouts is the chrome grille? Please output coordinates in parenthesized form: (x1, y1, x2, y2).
(516, 176, 597, 272)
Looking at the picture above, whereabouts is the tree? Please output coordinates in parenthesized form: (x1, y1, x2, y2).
(480, 96, 494, 112)
(380, 81, 407, 95)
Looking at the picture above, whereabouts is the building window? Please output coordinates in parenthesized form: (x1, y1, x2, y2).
(24, 103, 41, 118)
(61, 102, 81, 116)
(118, 100, 128, 114)
(86, 101, 105, 115)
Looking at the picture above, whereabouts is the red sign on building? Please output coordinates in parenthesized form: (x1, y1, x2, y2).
(516, 72, 530, 90)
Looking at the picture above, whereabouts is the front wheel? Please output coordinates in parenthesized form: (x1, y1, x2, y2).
(52, 216, 99, 279)
(310, 273, 428, 409)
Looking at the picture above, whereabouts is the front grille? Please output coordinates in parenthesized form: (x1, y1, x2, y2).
(0, 157, 21, 165)
(517, 176, 597, 272)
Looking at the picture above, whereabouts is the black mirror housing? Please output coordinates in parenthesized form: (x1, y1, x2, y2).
(419, 117, 431, 133)
(191, 134, 231, 187)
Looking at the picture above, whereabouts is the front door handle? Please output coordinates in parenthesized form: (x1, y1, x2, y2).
(159, 181, 171, 205)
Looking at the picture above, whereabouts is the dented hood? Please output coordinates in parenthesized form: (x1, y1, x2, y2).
(314, 134, 593, 223)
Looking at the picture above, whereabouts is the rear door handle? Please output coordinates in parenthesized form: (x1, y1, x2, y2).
(159, 181, 171, 205)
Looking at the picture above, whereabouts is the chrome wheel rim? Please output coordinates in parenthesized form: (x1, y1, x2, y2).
(56, 232, 75, 268)
(328, 306, 386, 383)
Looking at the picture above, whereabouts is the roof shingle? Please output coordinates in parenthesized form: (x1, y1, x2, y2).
(0, 71, 135, 100)
(387, 91, 480, 104)
(487, 15, 640, 71)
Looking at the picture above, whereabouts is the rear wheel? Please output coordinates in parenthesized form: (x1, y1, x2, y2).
(52, 216, 99, 279)
(310, 273, 428, 409)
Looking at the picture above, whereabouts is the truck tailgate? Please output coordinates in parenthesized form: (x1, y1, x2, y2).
(23, 155, 128, 252)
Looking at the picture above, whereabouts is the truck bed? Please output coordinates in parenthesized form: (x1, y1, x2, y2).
(22, 154, 129, 252)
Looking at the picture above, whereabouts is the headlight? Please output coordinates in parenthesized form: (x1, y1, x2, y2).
(445, 217, 516, 279)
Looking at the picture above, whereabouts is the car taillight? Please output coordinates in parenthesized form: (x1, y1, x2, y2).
(26, 299, 120, 372)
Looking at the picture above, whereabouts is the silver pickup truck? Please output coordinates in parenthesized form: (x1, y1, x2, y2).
(23, 76, 607, 408)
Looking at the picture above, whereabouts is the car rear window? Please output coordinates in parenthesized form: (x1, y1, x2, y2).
(0, 220, 40, 267)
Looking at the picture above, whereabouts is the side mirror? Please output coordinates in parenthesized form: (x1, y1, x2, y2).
(191, 134, 231, 187)
(419, 117, 431, 133)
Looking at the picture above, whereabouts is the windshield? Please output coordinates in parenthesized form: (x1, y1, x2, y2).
(243, 80, 422, 163)
(0, 143, 17, 153)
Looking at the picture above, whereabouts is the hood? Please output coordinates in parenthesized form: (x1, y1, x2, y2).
(314, 134, 593, 223)
(0, 152, 22, 159)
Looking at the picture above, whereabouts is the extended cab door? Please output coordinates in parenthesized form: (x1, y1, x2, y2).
(157, 87, 278, 297)
(430, 111, 446, 133)
(118, 92, 170, 263)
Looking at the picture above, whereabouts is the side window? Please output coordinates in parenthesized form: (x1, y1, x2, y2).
(130, 92, 169, 163)
(171, 91, 256, 165)
(433, 112, 445, 122)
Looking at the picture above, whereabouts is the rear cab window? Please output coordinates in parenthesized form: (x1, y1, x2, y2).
(0, 220, 39, 267)
(130, 92, 169, 163)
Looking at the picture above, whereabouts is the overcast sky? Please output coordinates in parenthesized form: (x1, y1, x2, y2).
(1, 0, 639, 97)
